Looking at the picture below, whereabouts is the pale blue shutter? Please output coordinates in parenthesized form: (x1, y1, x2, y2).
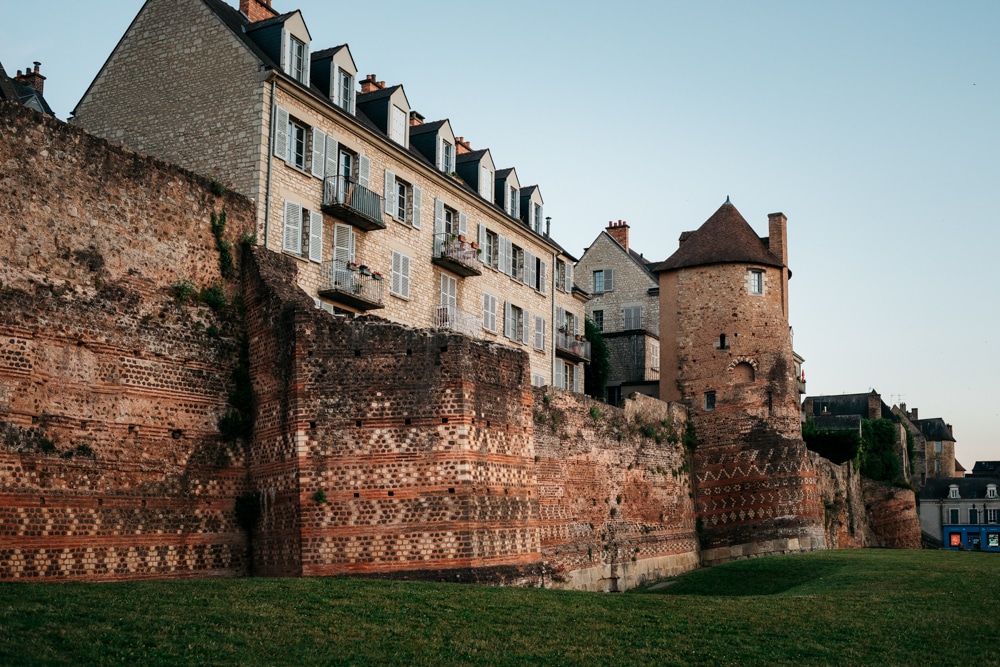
(384, 170, 395, 215)
(358, 154, 370, 188)
(434, 198, 445, 236)
(525, 251, 535, 287)
(458, 212, 467, 237)
(522, 310, 530, 344)
(411, 186, 422, 229)
(324, 135, 338, 179)
(557, 307, 566, 332)
(437, 135, 444, 170)
(478, 224, 487, 263)
(539, 260, 547, 294)
(605, 268, 615, 292)
(283, 200, 302, 254)
(504, 301, 512, 339)
(308, 210, 323, 262)
(534, 315, 545, 350)
(311, 128, 326, 178)
(504, 238, 513, 276)
(498, 235, 508, 276)
(554, 360, 564, 389)
(274, 107, 289, 161)
(565, 263, 573, 292)
(572, 364, 580, 393)
(280, 29, 289, 71)
(332, 68, 342, 107)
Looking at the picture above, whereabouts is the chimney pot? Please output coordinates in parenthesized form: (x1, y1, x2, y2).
(606, 218, 630, 252)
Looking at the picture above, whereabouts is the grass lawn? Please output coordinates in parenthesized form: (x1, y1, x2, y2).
(1, 549, 997, 666)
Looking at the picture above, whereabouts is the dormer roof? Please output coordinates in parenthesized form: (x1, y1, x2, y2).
(913, 418, 955, 442)
(654, 201, 784, 273)
(408, 119, 451, 136)
(456, 148, 491, 163)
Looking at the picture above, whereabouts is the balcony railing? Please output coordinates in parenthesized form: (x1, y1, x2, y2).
(432, 305, 481, 337)
(318, 259, 385, 310)
(555, 330, 591, 363)
(597, 312, 658, 335)
(614, 365, 660, 384)
(322, 175, 386, 231)
(432, 233, 482, 277)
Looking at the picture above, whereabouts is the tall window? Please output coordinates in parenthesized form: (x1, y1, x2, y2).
(483, 229, 499, 269)
(935, 441, 943, 453)
(593, 269, 613, 293)
(390, 251, 410, 299)
(479, 166, 492, 200)
(287, 118, 307, 169)
(592, 310, 604, 332)
(533, 203, 543, 234)
(336, 68, 354, 112)
(650, 343, 660, 371)
(988, 508, 999, 523)
(509, 185, 519, 217)
(949, 508, 960, 524)
(704, 391, 716, 412)
(748, 269, 763, 295)
(390, 105, 406, 145)
(510, 244, 524, 281)
(441, 140, 454, 173)
(395, 178, 411, 222)
(622, 306, 641, 330)
(289, 36, 307, 83)
(970, 508, 980, 524)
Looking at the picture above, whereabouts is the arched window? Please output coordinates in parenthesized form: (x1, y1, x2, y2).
(733, 362, 755, 383)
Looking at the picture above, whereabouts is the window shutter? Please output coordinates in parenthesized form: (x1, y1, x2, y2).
(311, 128, 326, 178)
(522, 309, 530, 345)
(308, 210, 323, 262)
(333, 223, 355, 263)
(502, 184, 509, 213)
(554, 360, 564, 389)
(538, 205, 544, 233)
(556, 307, 565, 332)
(434, 198, 445, 236)
(274, 106, 289, 161)
(437, 135, 444, 170)
(410, 185, 422, 228)
(565, 263, 573, 292)
(525, 251, 535, 288)
(504, 301, 512, 339)
(332, 68, 342, 108)
(303, 44, 310, 85)
(504, 238, 513, 276)
(283, 200, 302, 254)
(513, 191, 520, 220)
(384, 169, 395, 214)
(391, 251, 401, 296)
(399, 252, 411, 298)
(573, 365, 580, 393)
(358, 153, 370, 188)
(482, 293, 491, 331)
(605, 268, 614, 292)
(478, 223, 487, 263)
(348, 81, 356, 115)
(534, 315, 544, 350)
(280, 29, 289, 71)
(324, 135, 338, 179)
(539, 260, 547, 294)
(498, 236, 508, 276)
(458, 212, 467, 237)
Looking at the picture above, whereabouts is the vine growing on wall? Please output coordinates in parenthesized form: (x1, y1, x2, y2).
(211, 209, 235, 280)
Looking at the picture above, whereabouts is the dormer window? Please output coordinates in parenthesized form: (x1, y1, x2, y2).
(441, 140, 454, 173)
(949, 485, 960, 499)
(336, 68, 355, 113)
(509, 185, 519, 218)
(390, 105, 406, 145)
(480, 166, 493, 200)
(988, 484, 997, 499)
(533, 203, 543, 234)
(288, 36, 308, 83)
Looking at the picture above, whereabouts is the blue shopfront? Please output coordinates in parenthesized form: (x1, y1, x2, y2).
(944, 524, 1000, 551)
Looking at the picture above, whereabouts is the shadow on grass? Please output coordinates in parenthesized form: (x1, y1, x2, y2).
(639, 555, 845, 597)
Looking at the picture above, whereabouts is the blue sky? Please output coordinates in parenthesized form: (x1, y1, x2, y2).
(4, 0, 999, 466)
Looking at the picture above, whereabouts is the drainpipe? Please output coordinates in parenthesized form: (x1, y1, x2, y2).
(263, 77, 277, 249)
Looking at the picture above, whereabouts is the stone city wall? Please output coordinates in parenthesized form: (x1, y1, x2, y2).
(0, 102, 255, 580)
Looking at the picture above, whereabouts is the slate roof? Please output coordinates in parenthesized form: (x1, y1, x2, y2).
(244, 11, 297, 32)
(972, 461, 1000, 476)
(0, 61, 18, 102)
(654, 201, 783, 272)
(356, 84, 403, 104)
(456, 148, 490, 163)
(495, 167, 515, 179)
(408, 119, 449, 136)
(913, 418, 955, 442)
(921, 477, 999, 500)
(814, 414, 862, 432)
(0, 60, 54, 115)
(804, 392, 895, 421)
(311, 44, 348, 59)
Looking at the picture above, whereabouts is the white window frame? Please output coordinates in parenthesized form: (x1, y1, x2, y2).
(286, 117, 308, 169)
(651, 343, 660, 371)
(949, 485, 960, 499)
(479, 166, 492, 200)
(748, 269, 764, 295)
(288, 35, 308, 83)
(440, 139, 454, 173)
(336, 68, 355, 113)
(988, 485, 998, 500)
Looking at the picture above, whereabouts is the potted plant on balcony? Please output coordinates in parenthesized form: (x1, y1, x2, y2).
(358, 264, 372, 276)
(372, 271, 384, 281)
(346, 261, 359, 272)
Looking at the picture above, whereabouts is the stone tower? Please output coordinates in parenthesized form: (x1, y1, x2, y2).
(655, 201, 826, 565)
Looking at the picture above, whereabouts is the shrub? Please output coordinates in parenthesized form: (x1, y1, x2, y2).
(171, 280, 196, 301)
(199, 285, 227, 310)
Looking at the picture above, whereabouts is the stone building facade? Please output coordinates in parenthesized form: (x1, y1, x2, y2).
(894, 405, 957, 484)
(655, 201, 827, 565)
(71, 0, 587, 388)
(576, 221, 660, 405)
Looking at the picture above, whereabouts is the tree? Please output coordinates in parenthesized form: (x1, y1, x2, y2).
(584, 318, 610, 400)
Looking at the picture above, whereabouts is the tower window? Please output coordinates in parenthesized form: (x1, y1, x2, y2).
(748, 269, 763, 295)
(704, 391, 716, 412)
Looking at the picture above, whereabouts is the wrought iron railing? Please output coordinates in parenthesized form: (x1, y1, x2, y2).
(432, 305, 480, 337)
(555, 331, 591, 360)
(320, 259, 384, 305)
(322, 175, 384, 223)
(433, 233, 479, 266)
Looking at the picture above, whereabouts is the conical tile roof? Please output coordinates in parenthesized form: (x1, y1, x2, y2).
(655, 201, 783, 272)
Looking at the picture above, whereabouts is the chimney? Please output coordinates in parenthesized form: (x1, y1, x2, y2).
(15, 62, 45, 95)
(911, 407, 918, 420)
(868, 391, 881, 421)
(803, 397, 814, 416)
(409, 110, 424, 126)
(899, 402, 906, 415)
(767, 212, 788, 267)
(361, 74, 385, 94)
(455, 136, 472, 154)
(545, 216, 551, 237)
(240, 0, 278, 22)
(947, 423, 953, 437)
(606, 219, 629, 252)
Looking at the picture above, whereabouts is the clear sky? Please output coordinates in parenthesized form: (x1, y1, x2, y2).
(4, 0, 999, 467)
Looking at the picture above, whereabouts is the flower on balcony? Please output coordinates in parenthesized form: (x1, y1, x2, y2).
(346, 261, 359, 271)
(372, 271, 384, 281)
(359, 264, 371, 276)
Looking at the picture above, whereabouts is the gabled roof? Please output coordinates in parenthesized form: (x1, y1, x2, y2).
(921, 476, 999, 500)
(356, 83, 404, 104)
(913, 418, 955, 442)
(655, 201, 783, 272)
(495, 167, 516, 179)
(456, 148, 490, 163)
(0, 60, 53, 115)
(805, 392, 895, 421)
(0, 61, 18, 102)
(312, 44, 348, 59)
(408, 119, 450, 136)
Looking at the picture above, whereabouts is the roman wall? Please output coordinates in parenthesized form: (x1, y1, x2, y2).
(0, 101, 255, 579)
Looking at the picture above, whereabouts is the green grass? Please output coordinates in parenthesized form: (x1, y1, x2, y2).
(1, 550, 997, 666)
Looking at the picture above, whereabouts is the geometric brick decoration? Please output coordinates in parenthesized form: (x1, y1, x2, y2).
(656, 202, 827, 565)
